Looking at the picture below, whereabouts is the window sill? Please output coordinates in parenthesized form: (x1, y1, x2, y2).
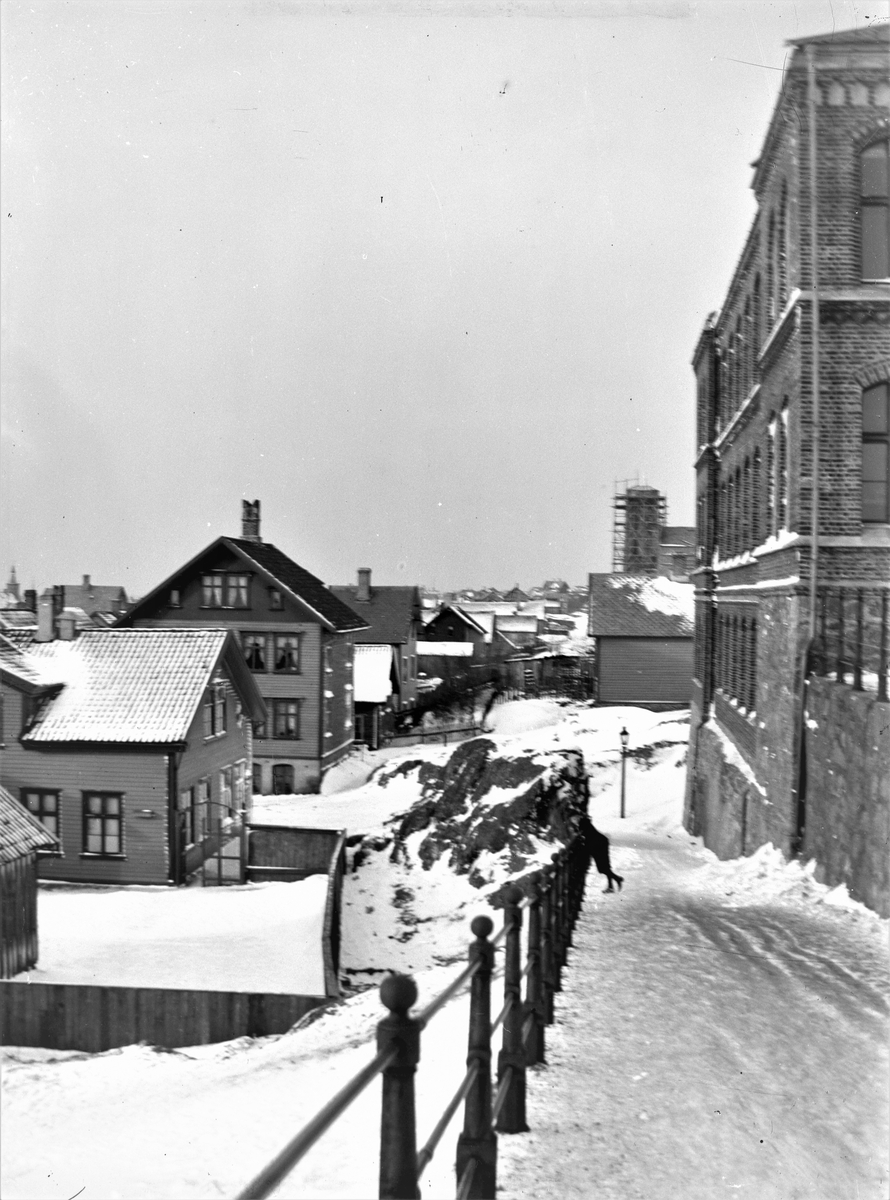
(80, 853, 127, 860)
(204, 732, 228, 742)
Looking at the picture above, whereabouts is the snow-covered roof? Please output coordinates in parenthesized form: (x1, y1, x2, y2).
(417, 642, 474, 657)
(17, 629, 263, 744)
(353, 645, 394, 703)
(587, 575, 695, 638)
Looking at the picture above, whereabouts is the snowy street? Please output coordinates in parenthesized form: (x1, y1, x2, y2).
(499, 826, 890, 1200)
(2, 702, 887, 1200)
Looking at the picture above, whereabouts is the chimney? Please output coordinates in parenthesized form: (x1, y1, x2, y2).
(242, 499, 262, 543)
(36, 590, 55, 642)
(83, 574, 91, 589)
(356, 568, 371, 602)
(57, 611, 77, 640)
(24, 588, 36, 613)
(52, 585, 64, 616)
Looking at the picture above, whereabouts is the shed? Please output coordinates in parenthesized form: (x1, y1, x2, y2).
(0, 784, 59, 978)
(587, 574, 694, 708)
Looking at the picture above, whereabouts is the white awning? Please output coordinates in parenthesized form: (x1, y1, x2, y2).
(353, 644, 394, 703)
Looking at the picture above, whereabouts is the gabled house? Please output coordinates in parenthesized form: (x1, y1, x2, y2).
(424, 604, 492, 650)
(61, 576, 129, 619)
(0, 783, 59, 977)
(0, 629, 265, 886)
(117, 501, 368, 794)
(587, 574, 694, 708)
(330, 569, 422, 748)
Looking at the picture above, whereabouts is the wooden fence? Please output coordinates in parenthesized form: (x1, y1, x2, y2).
(235, 833, 592, 1200)
(0, 982, 326, 1052)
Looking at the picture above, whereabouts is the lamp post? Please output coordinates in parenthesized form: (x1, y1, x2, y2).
(619, 726, 629, 819)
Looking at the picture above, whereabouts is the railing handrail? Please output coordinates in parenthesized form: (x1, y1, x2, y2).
(236, 829, 594, 1200)
(235, 1044, 398, 1200)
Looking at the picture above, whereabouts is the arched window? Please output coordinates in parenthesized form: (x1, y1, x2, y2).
(863, 381, 889, 523)
(860, 139, 889, 280)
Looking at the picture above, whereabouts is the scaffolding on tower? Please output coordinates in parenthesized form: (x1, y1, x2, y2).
(612, 482, 667, 575)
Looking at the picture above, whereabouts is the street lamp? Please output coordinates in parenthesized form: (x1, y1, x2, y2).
(619, 726, 629, 819)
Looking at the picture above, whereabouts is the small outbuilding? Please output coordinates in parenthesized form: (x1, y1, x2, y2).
(0, 783, 59, 978)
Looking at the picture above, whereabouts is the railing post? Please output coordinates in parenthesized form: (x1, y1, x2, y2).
(549, 852, 564, 992)
(496, 885, 528, 1133)
(456, 917, 497, 1199)
(837, 588, 847, 685)
(854, 589, 864, 691)
(540, 865, 556, 1024)
(377, 975, 421, 1200)
(880, 590, 889, 703)
(523, 874, 545, 1065)
(816, 587, 827, 675)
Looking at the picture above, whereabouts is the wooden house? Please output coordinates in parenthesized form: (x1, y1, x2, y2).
(587, 574, 694, 708)
(0, 784, 58, 978)
(117, 501, 368, 794)
(0, 629, 265, 886)
(330, 569, 422, 747)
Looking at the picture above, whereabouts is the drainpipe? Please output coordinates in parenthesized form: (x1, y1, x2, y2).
(792, 44, 821, 857)
(806, 42, 821, 640)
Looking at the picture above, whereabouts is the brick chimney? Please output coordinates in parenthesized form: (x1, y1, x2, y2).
(356, 568, 371, 602)
(24, 588, 36, 612)
(83, 574, 91, 589)
(242, 499, 262, 543)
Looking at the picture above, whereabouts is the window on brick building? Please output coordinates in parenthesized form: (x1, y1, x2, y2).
(766, 417, 776, 535)
(777, 404, 789, 530)
(766, 212, 776, 325)
(752, 449, 762, 545)
(862, 382, 889, 523)
(752, 276, 761, 360)
(860, 139, 889, 280)
(777, 183, 788, 308)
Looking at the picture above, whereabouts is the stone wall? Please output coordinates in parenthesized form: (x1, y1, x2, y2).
(803, 676, 890, 918)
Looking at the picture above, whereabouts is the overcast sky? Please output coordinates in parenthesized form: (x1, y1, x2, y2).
(1, 0, 883, 597)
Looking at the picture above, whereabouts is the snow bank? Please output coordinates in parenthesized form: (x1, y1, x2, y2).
(16, 877, 329, 995)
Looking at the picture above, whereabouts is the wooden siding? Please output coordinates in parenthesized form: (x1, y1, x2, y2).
(598, 638, 693, 705)
(0, 981, 326, 1051)
(1, 738, 170, 885)
(1, 855, 39, 978)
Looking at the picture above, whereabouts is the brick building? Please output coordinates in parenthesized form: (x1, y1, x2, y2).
(685, 26, 890, 914)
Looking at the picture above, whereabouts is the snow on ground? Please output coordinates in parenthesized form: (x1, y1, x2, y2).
(3, 699, 887, 1200)
(13, 877, 328, 995)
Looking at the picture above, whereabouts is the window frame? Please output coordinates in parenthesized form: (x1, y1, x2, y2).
(242, 632, 268, 672)
(81, 791, 124, 858)
(20, 788, 62, 848)
(200, 572, 252, 610)
(273, 634, 302, 674)
(272, 699, 301, 740)
(860, 138, 890, 282)
(203, 681, 228, 739)
(862, 381, 890, 524)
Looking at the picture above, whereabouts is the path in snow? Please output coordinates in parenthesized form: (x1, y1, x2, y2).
(498, 829, 889, 1200)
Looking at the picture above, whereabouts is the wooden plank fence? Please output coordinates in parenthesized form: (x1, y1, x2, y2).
(0, 981, 326, 1052)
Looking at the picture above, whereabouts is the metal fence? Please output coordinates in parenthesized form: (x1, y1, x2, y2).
(811, 586, 889, 701)
(235, 834, 592, 1200)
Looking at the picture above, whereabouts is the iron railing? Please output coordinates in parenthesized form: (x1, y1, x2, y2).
(811, 586, 889, 701)
(235, 834, 592, 1200)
